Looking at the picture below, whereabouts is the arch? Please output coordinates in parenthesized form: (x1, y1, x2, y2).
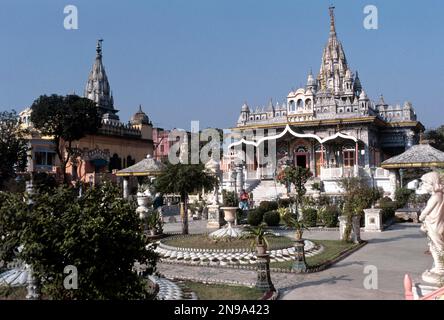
(297, 99, 304, 110)
(289, 100, 295, 112)
(305, 99, 312, 109)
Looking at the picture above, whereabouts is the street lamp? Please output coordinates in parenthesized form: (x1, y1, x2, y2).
(370, 166, 376, 208)
(399, 169, 405, 188)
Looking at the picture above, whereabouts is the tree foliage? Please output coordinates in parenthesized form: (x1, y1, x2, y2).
(0, 183, 157, 299)
(339, 177, 380, 242)
(0, 110, 28, 189)
(30, 95, 101, 183)
(277, 165, 312, 206)
(425, 125, 444, 152)
(155, 163, 217, 234)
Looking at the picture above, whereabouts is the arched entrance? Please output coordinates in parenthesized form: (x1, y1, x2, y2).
(294, 146, 309, 169)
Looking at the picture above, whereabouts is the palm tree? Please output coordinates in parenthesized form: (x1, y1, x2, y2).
(155, 163, 216, 234)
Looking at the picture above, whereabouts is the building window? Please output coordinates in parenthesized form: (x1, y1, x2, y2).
(343, 150, 355, 167)
(297, 100, 303, 110)
(35, 151, 56, 166)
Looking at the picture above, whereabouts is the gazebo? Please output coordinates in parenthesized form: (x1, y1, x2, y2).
(116, 154, 165, 199)
(381, 143, 444, 193)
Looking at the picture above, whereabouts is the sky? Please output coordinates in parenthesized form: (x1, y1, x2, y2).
(0, 0, 443, 130)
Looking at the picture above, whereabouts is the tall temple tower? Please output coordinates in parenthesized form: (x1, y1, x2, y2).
(317, 6, 351, 97)
(84, 39, 119, 123)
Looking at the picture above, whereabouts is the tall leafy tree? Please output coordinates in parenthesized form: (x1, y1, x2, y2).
(0, 183, 157, 299)
(0, 110, 28, 189)
(425, 125, 444, 151)
(155, 163, 216, 234)
(30, 94, 101, 184)
(277, 165, 312, 209)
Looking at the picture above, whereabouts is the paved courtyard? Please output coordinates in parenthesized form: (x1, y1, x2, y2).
(160, 221, 431, 300)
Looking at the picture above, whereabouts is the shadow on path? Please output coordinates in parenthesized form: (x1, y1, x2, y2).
(279, 274, 353, 292)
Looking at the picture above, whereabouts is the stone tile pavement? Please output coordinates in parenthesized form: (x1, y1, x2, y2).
(159, 220, 432, 300)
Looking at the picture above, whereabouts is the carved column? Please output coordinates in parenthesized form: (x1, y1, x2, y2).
(255, 253, 275, 292)
(292, 239, 307, 273)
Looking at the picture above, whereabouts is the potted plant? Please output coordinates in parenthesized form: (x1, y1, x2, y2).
(281, 208, 308, 240)
(221, 190, 239, 226)
(146, 211, 161, 236)
(243, 223, 270, 255)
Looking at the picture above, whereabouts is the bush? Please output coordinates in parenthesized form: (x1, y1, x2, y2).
(395, 187, 413, 209)
(277, 198, 291, 208)
(379, 197, 397, 222)
(302, 208, 318, 227)
(247, 209, 264, 226)
(222, 190, 238, 207)
(320, 205, 340, 227)
(0, 183, 157, 300)
(263, 211, 280, 226)
(259, 201, 278, 213)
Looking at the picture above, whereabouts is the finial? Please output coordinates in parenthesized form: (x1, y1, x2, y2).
(139, 104, 143, 112)
(329, 5, 336, 34)
(96, 39, 103, 57)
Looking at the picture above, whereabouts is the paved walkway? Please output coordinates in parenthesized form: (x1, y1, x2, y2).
(159, 221, 432, 300)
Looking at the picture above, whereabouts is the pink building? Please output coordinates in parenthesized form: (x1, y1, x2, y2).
(153, 127, 171, 163)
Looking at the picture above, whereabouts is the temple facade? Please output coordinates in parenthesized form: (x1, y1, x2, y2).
(227, 8, 424, 199)
(21, 40, 154, 184)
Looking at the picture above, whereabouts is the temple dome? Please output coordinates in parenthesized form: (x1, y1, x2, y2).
(131, 105, 150, 125)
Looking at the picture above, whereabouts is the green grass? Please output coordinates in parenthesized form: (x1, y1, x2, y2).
(270, 240, 359, 270)
(183, 281, 263, 300)
(163, 234, 293, 250)
(0, 286, 27, 300)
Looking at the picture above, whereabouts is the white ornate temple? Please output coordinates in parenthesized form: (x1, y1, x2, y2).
(225, 7, 424, 201)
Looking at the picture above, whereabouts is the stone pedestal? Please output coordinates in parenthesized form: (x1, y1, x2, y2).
(364, 208, 383, 232)
(292, 239, 307, 273)
(255, 253, 275, 293)
(207, 205, 221, 229)
(339, 216, 348, 241)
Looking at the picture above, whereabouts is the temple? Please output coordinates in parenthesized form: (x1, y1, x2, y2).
(226, 7, 424, 200)
(20, 40, 154, 184)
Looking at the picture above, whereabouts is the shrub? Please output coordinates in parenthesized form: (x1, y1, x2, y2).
(263, 211, 280, 226)
(302, 208, 318, 227)
(379, 197, 397, 222)
(247, 209, 264, 226)
(320, 205, 340, 227)
(222, 190, 238, 207)
(259, 201, 278, 213)
(277, 198, 291, 208)
(395, 187, 413, 209)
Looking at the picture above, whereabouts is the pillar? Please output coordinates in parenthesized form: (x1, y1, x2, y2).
(364, 208, 383, 232)
(255, 253, 275, 293)
(123, 177, 129, 199)
(236, 164, 244, 192)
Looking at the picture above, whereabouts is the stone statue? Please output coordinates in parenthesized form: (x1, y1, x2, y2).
(418, 171, 444, 284)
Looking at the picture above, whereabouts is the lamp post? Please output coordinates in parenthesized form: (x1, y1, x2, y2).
(370, 166, 376, 208)
(399, 169, 405, 188)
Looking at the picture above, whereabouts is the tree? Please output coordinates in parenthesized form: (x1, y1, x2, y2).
(30, 94, 101, 184)
(339, 177, 379, 242)
(0, 183, 157, 299)
(155, 163, 216, 234)
(425, 125, 444, 152)
(277, 165, 312, 209)
(0, 110, 28, 189)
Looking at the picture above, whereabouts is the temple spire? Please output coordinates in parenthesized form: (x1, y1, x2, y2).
(85, 39, 119, 121)
(329, 6, 336, 35)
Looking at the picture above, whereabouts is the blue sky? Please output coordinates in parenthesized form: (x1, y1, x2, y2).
(0, 0, 443, 130)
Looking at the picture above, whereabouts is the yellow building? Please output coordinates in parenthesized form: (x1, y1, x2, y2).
(20, 40, 153, 184)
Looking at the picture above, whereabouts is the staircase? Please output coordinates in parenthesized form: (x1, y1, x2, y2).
(251, 177, 321, 205)
(251, 180, 288, 205)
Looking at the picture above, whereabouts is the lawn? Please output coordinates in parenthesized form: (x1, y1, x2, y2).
(0, 286, 27, 300)
(163, 234, 293, 250)
(183, 281, 263, 300)
(270, 240, 359, 270)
